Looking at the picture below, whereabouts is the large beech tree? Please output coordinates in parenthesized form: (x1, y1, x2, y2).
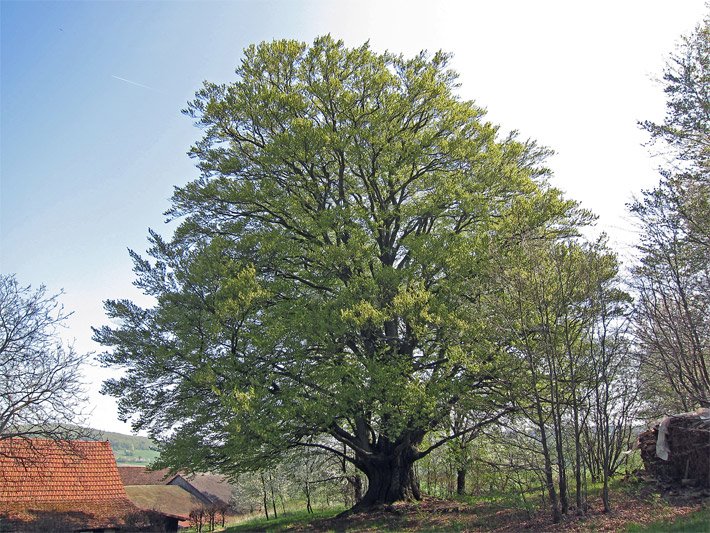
(95, 37, 582, 507)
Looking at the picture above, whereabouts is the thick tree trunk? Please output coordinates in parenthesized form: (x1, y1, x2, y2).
(355, 449, 421, 508)
(456, 468, 466, 495)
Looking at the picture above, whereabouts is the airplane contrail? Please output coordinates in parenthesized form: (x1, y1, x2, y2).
(111, 75, 159, 92)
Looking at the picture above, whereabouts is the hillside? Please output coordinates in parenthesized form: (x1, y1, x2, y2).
(96, 429, 160, 466)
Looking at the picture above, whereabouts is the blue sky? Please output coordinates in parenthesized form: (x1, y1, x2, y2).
(1, 0, 706, 433)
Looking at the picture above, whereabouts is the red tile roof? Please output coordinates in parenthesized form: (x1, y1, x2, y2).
(1, 499, 143, 531)
(0, 438, 155, 530)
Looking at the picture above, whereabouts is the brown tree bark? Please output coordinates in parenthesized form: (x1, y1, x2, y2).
(456, 468, 466, 496)
(353, 445, 421, 508)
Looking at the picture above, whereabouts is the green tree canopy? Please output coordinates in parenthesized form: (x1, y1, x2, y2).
(95, 36, 585, 506)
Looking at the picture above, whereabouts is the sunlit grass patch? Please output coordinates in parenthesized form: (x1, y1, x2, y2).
(625, 506, 710, 533)
(224, 507, 343, 532)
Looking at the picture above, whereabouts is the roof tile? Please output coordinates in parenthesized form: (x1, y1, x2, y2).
(0, 438, 152, 529)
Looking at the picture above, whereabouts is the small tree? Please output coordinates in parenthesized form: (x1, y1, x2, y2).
(0, 274, 89, 446)
(491, 238, 631, 520)
(582, 275, 637, 513)
(205, 504, 217, 532)
(188, 508, 205, 533)
(215, 502, 229, 527)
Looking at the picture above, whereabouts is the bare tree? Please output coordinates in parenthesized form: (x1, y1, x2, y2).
(633, 14, 709, 414)
(631, 192, 709, 412)
(0, 274, 90, 446)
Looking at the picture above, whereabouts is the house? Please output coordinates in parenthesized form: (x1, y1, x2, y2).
(0, 439, 177, 532)
(118, 466, 235, 508)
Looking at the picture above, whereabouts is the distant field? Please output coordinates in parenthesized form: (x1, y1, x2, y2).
(94, 429, 161, 466)
(113, 448, 161, 466)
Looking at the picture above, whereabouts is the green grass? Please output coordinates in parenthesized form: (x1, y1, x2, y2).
(625, 507, 710, 533)
(86, 427, 161, 465)
(113, 447, 161, 465)
(224, 507, 343, 532)
(218, 496, 710, 533)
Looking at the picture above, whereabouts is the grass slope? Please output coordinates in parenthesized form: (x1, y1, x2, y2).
(625, 507, 710, 532)
(226, 508, 344, 532)
(221, 483, 709, 532)
(92, 429, 160, 466)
